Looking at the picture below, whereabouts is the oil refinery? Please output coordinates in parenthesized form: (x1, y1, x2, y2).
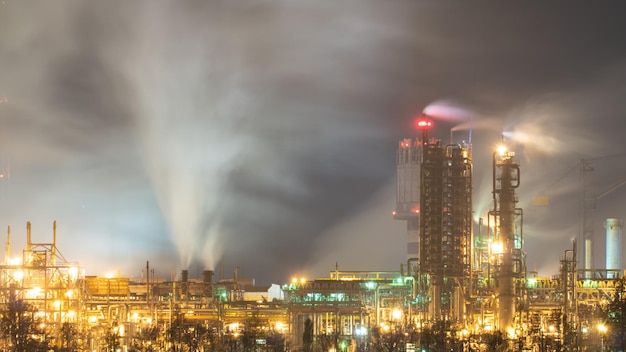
(0, 115, 625, 352)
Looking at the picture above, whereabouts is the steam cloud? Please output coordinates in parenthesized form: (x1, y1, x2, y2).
(1, 2, 625, 282)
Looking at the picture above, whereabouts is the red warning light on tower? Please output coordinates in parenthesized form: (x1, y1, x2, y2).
(415, 115, 433, 130)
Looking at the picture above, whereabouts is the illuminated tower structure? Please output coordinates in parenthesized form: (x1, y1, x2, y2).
(394, 137, 421, 264)
(488, 145, 524, 331)
(0, 222, 82, 331)
(417, 115, 472, 321)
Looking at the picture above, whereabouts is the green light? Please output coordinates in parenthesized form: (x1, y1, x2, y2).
(365, 281, 376, 290)
(583, 279, 597, 288)
(527, 278, 536, 288)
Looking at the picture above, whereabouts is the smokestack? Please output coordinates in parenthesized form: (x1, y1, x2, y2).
(26, 221, 32, 251)
(181, 269, 189, 297)
(203, 270, 214, 300)
(604, 218, 623, 278)
(146, 261, 151, 306)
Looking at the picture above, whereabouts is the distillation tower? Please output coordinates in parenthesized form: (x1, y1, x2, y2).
(394, 136, 421, 263)
(395, 115, 472, 322)
(488, 145, 524, 331)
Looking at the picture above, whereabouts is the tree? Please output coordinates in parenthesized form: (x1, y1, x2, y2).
(103, 327, 121, 352)
(484, 331, 506, 352)
(602, 278, 626, 351)
(266, 329, 285, 352)
(167, 310, 188, 352)
(420, 321, 448, 351)
(222, 332, 240, 352)
(0, 299, 49, 352)
(130, 324, 159, 352)
(57, 322, 79, 352)
(181, 323, 207, 352)
(403, 324, 419, 352)
(241, 315, 264, 352)
(203, 321, 223, 352)
(302, 318, 313, 352)
(317, 332, 339, 352)
(370, 326, 404, 352)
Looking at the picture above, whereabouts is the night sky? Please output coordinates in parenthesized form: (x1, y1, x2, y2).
(1, 2, 626, 285)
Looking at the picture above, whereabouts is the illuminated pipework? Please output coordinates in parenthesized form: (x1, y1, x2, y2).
(489, 145, 524, 331)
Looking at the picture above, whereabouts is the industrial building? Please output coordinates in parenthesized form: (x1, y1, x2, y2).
(0, 225, 413, 351)
(0, 114, 625, 351)
(392, 114, 625, 351)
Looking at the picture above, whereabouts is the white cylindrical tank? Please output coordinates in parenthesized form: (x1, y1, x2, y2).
(604, 218, 623, 278)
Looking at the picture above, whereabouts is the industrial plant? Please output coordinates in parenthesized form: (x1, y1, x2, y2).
(0, 115, 625, 352)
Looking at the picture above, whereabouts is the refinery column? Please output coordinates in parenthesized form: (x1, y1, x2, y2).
(489, 144, 523, 332)
(410, 114, 472, 322)
(416, 114, 443, 319)
(394, 137, 421, 264)
(394, 116, 424, 325)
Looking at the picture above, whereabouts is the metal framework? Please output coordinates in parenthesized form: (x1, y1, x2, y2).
(394, 138, 421, 263)
(489, 148, 524, 331)
(418, 120, 472, 321)
(0, 222, 82, 349)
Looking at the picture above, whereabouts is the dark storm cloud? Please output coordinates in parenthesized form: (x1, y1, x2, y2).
(1, 1, 626, 283)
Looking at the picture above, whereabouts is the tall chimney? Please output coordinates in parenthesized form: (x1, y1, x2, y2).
(181, 270, 189, 297)
(203, 270, 214, 300)
(26, 221, 32, 251)
(605, 218, 623, 278)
